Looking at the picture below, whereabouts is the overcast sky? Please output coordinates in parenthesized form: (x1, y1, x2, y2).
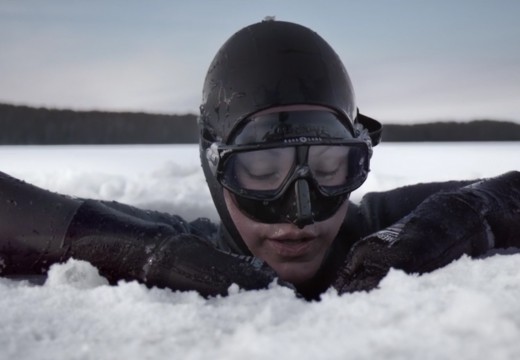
(1, 0, 519, 123)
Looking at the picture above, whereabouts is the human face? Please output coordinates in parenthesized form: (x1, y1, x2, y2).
(224, 189, 348, 285)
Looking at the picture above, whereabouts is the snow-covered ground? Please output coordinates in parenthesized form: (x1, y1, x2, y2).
(1, 142, 519, 360)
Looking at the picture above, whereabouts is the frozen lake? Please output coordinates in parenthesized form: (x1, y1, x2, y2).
(0, 142, 519, 360)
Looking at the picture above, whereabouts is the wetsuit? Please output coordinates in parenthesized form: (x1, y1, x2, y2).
(1, 170, 519, 299)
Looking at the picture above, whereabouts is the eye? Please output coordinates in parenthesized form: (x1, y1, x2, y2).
(314, 167, 340, 179)
(230, 148, 295, 190)
(235, 161, 285, 190)
(309, 146, 349, 186)
(313, 161, 348, 186)
(240, 161, 281, 180)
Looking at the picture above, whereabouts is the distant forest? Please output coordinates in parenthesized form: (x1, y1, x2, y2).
(0, 103, 198, 145)
(1, 103, 519, 144)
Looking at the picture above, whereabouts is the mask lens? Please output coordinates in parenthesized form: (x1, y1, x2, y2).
(308, 145, 350, 187)
(222, 147, 295, 193)
(308, 145, 368, 194)
(220, 143, 368, 200)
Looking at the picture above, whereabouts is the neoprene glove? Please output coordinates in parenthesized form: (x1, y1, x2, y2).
(334, 171, 520, 294)
(64, 201, 278, 297)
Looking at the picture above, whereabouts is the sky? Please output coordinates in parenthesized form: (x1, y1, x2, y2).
(1, 0, 519, 124)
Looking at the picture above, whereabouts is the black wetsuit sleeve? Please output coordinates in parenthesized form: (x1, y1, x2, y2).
(0, 171, 83, 274)
(0, 171, 275, 296)
(334, 171, 520, 293)
(344, 179, 476, 239)
(0, 171, 204, 275)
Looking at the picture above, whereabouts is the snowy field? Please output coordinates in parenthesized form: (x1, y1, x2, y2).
(1, 142, 519, 360)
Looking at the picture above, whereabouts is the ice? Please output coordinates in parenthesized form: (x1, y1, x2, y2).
(0, 142, 519, 359)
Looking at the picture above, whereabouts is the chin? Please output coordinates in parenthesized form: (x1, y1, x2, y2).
(273, 261, 319, 285)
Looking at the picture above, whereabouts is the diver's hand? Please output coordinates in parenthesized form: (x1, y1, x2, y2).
(142, 234, 278, 297)
(65, 200, 279, 297)
(334, 184, 500, 294)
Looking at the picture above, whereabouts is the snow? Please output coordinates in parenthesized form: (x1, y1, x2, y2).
(0, 142, 519, 360)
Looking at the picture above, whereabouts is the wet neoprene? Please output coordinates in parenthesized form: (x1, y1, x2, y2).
(0, 172, 276, 296)
(334, 171, 520, 293)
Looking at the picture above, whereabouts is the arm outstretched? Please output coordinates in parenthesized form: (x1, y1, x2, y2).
(0, 172, 276, 296)
(335, 171, 520, 293)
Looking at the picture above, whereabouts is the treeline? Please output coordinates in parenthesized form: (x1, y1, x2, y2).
(1, 103, 519, 144)
(383, 120, 520, 142)
(0, 103, 199, 144)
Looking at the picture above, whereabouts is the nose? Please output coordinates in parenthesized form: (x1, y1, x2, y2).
(292, 178, 314, 229)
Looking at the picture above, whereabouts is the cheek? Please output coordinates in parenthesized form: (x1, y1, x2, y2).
(319, 200, 348, 238)
(223, 190, 263, 251)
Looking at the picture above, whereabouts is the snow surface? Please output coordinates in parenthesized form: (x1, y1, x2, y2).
(1, 142, 519, 360)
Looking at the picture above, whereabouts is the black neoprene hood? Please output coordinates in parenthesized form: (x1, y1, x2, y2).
(198, 19, 382, 254)
(199, 20, 360, 143)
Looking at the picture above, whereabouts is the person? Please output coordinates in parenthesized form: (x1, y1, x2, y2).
(1, 20, 519, 300)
